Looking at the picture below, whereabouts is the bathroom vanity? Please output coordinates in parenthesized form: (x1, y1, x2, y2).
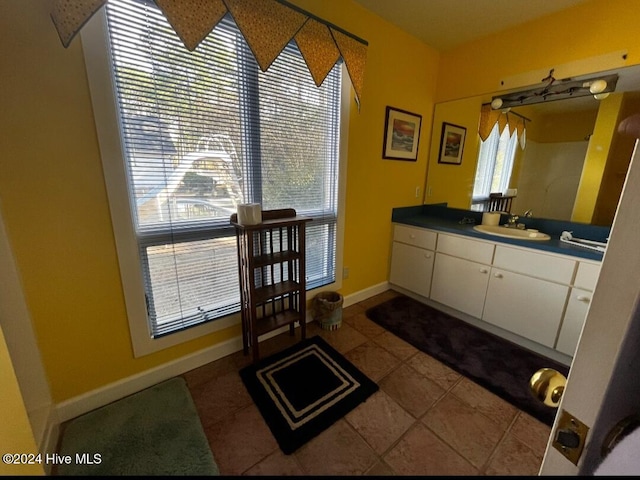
(389, 205, 608, 363)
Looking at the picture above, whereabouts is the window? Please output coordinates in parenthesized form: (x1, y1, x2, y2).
(472, 123, 518, 204)
(83, 0, 343, 353)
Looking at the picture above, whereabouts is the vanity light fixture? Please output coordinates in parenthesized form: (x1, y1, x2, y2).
(588, 79, 608, 94)
(491, 73, 618, 109)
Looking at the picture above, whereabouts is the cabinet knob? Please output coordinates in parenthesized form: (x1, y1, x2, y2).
(577, 295, 591, 303)
(424, 253, 432, 259)
(410, 234, 416, 239)
(479, 268, 488, 274)
(494, 272, 503, 278)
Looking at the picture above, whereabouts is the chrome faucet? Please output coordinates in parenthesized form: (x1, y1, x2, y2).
(523, 209, 533, 218)
(506, 214, 526, 229)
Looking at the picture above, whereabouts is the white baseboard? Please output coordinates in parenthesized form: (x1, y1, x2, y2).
(55, 282, 391, 423)
(40, 409, 60, 475)
(343, 281, 390, 307)
(56, 335, 243, 423)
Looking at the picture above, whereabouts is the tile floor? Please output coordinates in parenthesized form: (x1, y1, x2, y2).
(183, 289, 552, 476)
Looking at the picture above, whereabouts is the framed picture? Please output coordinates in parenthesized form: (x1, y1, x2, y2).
(438, 122, 466, 165)
(382, 106, 422, 161)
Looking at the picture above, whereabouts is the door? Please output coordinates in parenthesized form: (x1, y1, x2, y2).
(539, 134, 640, 474)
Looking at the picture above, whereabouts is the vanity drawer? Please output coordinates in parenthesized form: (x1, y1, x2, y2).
(393, 224, 437, 250)
(574, 261, 601, 291)
(493, 245, 575, 284)
(436, 233, 494, 264)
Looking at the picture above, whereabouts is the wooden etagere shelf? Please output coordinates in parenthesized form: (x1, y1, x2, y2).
(231, 208, 311, 362)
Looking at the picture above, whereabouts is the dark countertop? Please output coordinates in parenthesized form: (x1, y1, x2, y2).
(392, 204, 610, 262)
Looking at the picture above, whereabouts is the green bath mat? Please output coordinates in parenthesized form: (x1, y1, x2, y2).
(55, 377, 219, 476)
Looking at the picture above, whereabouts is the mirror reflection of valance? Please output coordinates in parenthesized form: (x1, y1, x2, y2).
(479, 104, 528, 149)
(50, 0, 369, 106)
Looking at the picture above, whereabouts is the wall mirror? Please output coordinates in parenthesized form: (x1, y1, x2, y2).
(425, 64, 640, 226)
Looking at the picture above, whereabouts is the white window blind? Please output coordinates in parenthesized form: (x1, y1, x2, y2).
(472, 123, 518, 201)
(105, 0, 340, 337)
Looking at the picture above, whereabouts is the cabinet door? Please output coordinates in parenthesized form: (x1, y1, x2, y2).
(483, 269, 569, 348)
(389, 242, 434, 298)
(430, 253, 490, 318)
(556, 288, 592, 356)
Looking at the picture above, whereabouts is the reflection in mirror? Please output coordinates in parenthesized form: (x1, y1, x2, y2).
(425, 65, 640, 226)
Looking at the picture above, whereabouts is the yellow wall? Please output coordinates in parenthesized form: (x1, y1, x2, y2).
(0, 0, 438, 402)
(527, 109, 598, 144)
(3, 0, 639, 409)
(430, 0, 640, 213)
(437, 0, 640, 103)
(425, 97, 483, 208)
(572, 94, 624, 223)
(293, 0, 439, 295)
(592, 92, 640, 224)
(0, 327, 43, 476)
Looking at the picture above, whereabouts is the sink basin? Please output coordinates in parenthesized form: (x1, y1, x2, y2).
(473, 224, 551, 241)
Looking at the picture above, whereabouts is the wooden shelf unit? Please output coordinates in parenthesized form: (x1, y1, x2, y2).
(231, 208, 311, 362)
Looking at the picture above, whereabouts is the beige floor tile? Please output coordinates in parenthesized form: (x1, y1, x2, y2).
(206, 404, 278, 475)
(257, 330, 304, 359)
(314, 322, 368, 354)
(189, 291, 553, 477)
(450, 377, 518, 429)
(344, 341, 402, 382)
(242, 449, 304, 476)
(345, 312, 387, 338)
(342, 303, 366, 321)
(294, 420, 378, 475)
(379, 363, 445, 418)
(305, 321, 324, 337)
(422, 393, 504, 468)
(373, 331, 418, 360)
(406, 351, 461, 390)
(510, 412, 552, 456)
(384, 422, 478, 476)
(345, 390, 415, 454)
(484, 432, 543, 476)
(183, 358, 235, 389)
(190, 370, 253, 429)
(365, 460, 396, 476)
(358, 290, 400, 310)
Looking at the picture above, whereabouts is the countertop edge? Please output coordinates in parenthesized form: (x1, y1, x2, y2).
(393, 215, 604, 262)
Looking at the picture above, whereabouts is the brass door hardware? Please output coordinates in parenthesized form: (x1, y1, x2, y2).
(530, 368, 567, 407)
(601, 415, 640, 458)
(552, 409, 589, 465)
(530, 368, 589, 465)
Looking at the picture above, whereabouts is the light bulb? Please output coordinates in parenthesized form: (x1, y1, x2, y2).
(589, 79, 607, 94)
(594, 92, 610, 100)
(491, 98, 503, 110)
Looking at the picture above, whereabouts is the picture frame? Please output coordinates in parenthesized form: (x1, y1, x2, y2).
(438, 122, 466, 165)
(382, 106, 422, 161)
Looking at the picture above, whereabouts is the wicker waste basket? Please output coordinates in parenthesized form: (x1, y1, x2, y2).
(313, 291, 344, 331)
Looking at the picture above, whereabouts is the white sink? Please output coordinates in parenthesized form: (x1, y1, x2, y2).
(473, 224, 551, 241)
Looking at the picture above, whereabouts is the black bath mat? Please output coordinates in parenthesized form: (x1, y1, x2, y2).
(366, 295, 569, 426)
(239, 336, 378, 454)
